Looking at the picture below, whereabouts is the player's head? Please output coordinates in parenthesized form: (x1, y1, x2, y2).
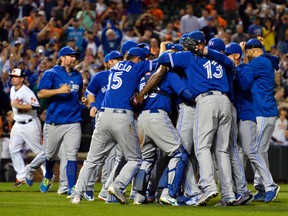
(182, 31, 206, 53)
(126, 47, 146, 62)
(208, 38, 225, 53)
(225, 42, 242, 63)
(108, 50, 123, 68)
(57, 46, 80, 70)
(137, 43, 154, 59)
(244, 38, 263, 60)
(165, 43, 184, 52)
(104, 53, 111, 69)
(121, 40, 138, 55)
(179, 33, 189, 46)
(9, 68, 26, 86)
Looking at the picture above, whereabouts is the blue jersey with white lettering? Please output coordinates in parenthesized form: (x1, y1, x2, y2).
(86, 70, 109, 110)
(139, 71, 192, 113)
(102, 60, 153, 110)
(158, 50, 230, 97)
(38, 65, 83, 124)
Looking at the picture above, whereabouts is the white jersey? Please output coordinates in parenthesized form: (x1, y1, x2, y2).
(10, 84, 40, 122)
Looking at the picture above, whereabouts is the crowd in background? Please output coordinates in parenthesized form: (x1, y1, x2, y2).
(1, 0, 288, 179)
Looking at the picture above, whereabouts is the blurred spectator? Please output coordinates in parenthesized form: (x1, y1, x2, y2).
(223, 0, 238, 27)
(210, 9, 228, 30)
(63, 18, 86, 52)
(82, 30, 98, 57)
(135, 12, 157, 35)
(276, 14, 288, 55)
(76, 0, 96, 31)
(201, 16, 218, 43)
(100, 0, 120, 27)
(122, 26, 141, 42)
(37, 17, 62, 47)
(198, 8, 210, 30)
(117, 2, 128, 30)
(125, 0, 143, 28)
(160, 22, 178, 42)
(262, 18, 276, 53)
(27, 11, 45, 52)
(248, 16, 263, 38)
(231, 23, 250, 44)
(238, 0, 258, 33)
(179, 4, 200, 34)
(0, 14, 13, 42)
(146, 0, 164, 24)
(95, 0, 108, 19)
(271, 107, 288, 145)
(274, 86, 286, 107)
(101, 26, 123, 55)
(51, 0, 66, 26)
(139, 29, 153, 44)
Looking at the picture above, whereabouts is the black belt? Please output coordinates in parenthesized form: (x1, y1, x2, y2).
(184, 100, 196, 107)
(201, 91, 226, 97)
(100, 108, 127, 114)
(17, 119, 33, 124)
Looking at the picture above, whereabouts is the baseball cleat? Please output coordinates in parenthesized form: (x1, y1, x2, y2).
(25, 177, 33, 187)
(195, 191, 219, 206)
(13, 179, 25, 188)
(57, 186, 68, 195)
(98, 188, 108, 201)
(234, 190, 253, 205)
(253, 191, 265, 202)
(66, 187, 75, 199)
(40, 176, 54, 193)
(265, 186, 280, 203)
(70, 196, 81, 204)
(84, 191, 95, 201)
(159, 195, 180, 206)
(185, 194, 203, 206)
(215, 198, 236, 207)
(105, 194, 118, 203)
(108, 186, 129, 204)
(133, 193, 146, 205)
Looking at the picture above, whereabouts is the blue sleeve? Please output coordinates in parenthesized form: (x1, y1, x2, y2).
(137, 60, 153, 79)
(86, 73, 102, 96)
(37, 70, 53, 92)
(158, 51, 189, 69)
(167, 72, 195, 100)
(158, 52, 172, 67)
(207, 48, 234, 71)
(235, 64, 253, 91)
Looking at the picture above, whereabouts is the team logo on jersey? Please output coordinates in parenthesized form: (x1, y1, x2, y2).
(30, 97, 37, 103)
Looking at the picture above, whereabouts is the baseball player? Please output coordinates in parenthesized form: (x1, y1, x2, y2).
(37, 46, 83, 195)
(9, 68, 44, 187)
(84, 51, 124, 202)
(70, 47, 153, 205)
(208, 39, 253, 205)
(132, 64, 195, 205)
(136, 31, 236, 206)
(238, 39, 280, 203)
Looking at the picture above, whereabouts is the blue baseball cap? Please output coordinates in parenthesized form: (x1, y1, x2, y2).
(179, 33, 189, 44)
(245, 38, 263, 50)
(225, 42, 243, 56)
(137, 43, 154, 56)
(57, 46, 80, 59)
(120, 40, 138, 54)
(166, 43, 184, 51)
(104, 53, 110, 63)
(188, 31, 206, 44)
(208, 38, 225, 52)
(109, 50, 123, 60)
(127, 47, 146, 60)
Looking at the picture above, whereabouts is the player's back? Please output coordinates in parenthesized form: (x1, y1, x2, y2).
(102, 60, 153, 110)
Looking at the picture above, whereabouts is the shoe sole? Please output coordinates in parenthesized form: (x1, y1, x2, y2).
(98, 195, 107, 202)
(13, 182, 25, 188)
(265, 186, 280, 203)
(195, 191, 219, 206)
(25, 178, 33, 187)
(108, 186, 129, 204)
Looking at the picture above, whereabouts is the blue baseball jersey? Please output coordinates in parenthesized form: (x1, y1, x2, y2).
(243, 54, 278, 117)
(102, 60, 153, 110)
(158, 50, 230, 97)
(139, 71, 192, 113)
(86, 70, 109, 110)
(233, 64, 256, 122)
(38, 65, 83, 124)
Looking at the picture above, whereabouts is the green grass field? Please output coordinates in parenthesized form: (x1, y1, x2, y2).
(0, 183, 287, 216)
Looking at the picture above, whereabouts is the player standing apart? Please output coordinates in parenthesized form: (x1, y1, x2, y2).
(9, 68, 43, 187)
(37, 46, 83, 195)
